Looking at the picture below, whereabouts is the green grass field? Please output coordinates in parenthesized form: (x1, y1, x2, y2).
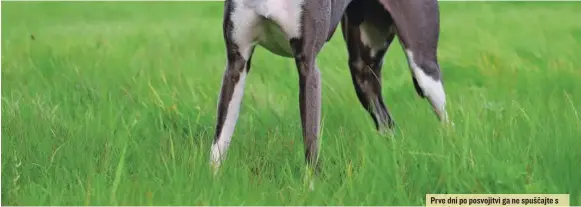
(2, 1, 581, 205)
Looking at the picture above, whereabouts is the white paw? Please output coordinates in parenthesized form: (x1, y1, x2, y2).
(210, 145, 222, 176)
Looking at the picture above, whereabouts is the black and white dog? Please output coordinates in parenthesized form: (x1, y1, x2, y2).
(210, 0, 449, 176)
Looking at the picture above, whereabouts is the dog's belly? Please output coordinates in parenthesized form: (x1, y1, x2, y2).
(237, 0, 303, 58)
(256, 20, 294, 57)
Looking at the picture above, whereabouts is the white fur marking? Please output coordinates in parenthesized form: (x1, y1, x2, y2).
(230, 0, 261, 60)
(353, 58, 365, 69)
(359, 22, 388, 51)
(231, 0, 304, 57)
(211, 71, 248, 172)
(248, 0, 304, 39)
(405, 50, 448, 122)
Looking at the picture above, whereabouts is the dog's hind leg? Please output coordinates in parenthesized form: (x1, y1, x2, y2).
(379, 0, 450, 123)
(341, 0, 397, 133)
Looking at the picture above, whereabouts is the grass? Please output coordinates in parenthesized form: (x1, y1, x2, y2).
(2, 1, 581, 205)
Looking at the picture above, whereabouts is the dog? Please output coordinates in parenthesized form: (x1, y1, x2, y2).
(210, 0, 449, 178)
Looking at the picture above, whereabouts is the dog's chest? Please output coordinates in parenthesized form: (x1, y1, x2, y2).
(235, 0, 304, 57)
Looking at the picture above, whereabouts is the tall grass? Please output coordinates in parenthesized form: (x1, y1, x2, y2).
(2, 1, 580, 205)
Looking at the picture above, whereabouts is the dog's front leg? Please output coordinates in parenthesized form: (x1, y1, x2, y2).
(289, 0, 332, 190)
